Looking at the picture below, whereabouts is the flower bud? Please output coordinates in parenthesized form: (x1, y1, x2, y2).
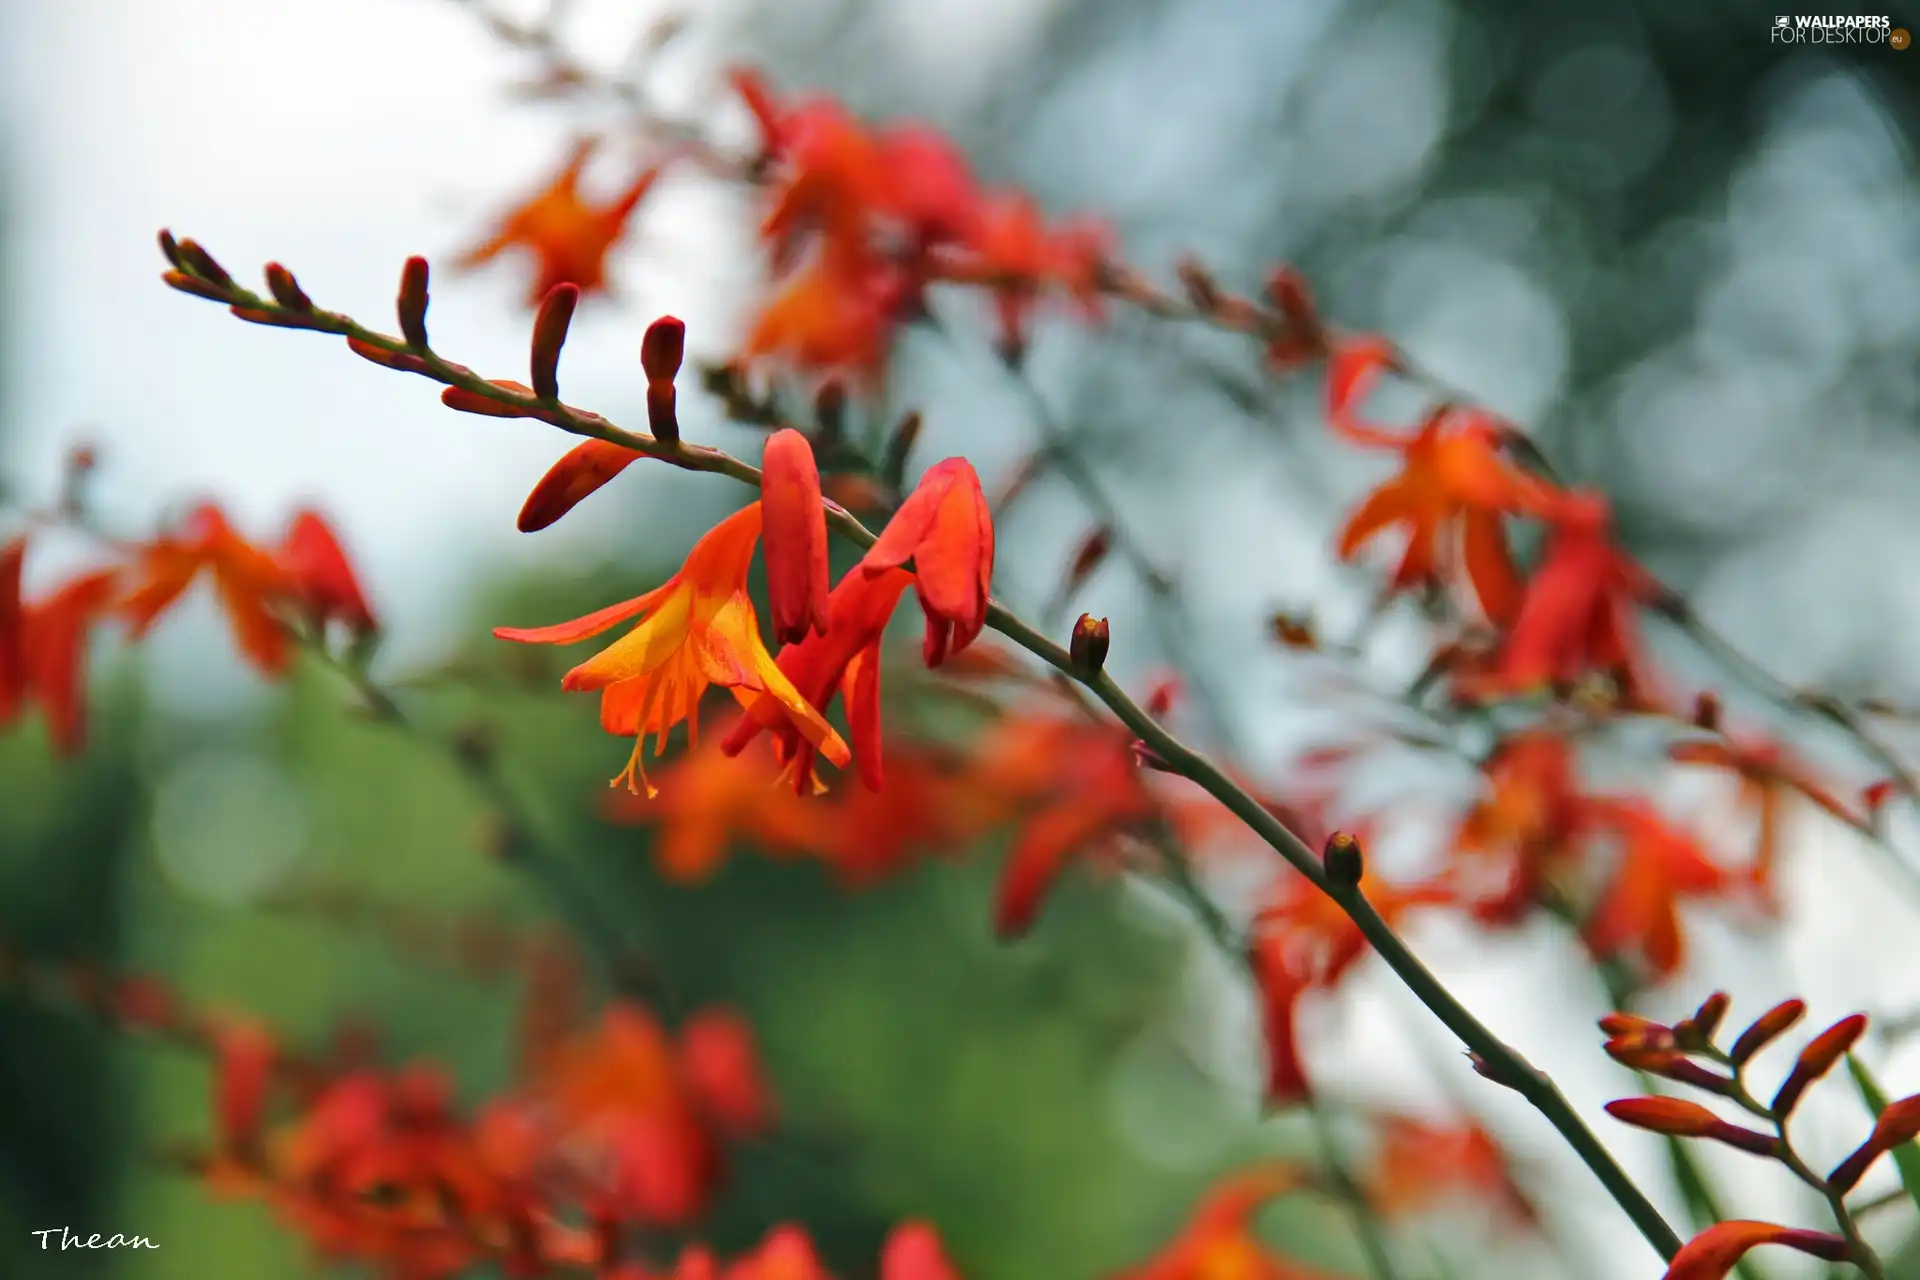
(1604, 1097, 1779, 1157)
(813, 379, 847, 442)
(396, 255, 430, 349)
(1772, 1014, 1867, 1117)
(175, 237, 232, 287)
(1323, 831, 1363, 887)
(1674, 991, 1731, 1051)
(641, 316, 686, 385)
(1731, 999, 1806, 1066)
(265, 262, 313, 312)
(1070, 613, 1109, 676)
(529, 282, 579, 401)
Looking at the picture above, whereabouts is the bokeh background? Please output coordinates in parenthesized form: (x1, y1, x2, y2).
(3, 0, 1920, 1276)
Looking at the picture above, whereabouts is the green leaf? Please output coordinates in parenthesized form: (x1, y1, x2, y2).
(1847, 1054, 1920, 1217)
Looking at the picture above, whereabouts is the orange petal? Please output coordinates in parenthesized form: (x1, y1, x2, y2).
(494, 582, 672, 646)
(1335, 481, 1414, 559)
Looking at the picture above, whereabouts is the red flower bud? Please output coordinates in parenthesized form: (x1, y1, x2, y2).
(641, 316, 686, 385)
(1604, 1098, 1778, 1157)
(1070, 614, 1110, 675)
(396, 255, 431, 349)
(1730, 1000, 1805, 1066)
(1771, 1013, 1867, 1117)
(530, 282, 580, 401)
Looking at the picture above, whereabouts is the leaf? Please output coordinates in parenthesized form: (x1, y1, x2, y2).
(1847, 1054, 1920, 1215)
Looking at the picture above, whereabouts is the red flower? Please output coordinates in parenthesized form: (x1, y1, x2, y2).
(121, 502, 295, 676)
(1448, 731, 1587, 924)
(1475, 491, 1662, 704)
(861, 458, 994, 666)
(1249, 854, 1450, 1106)
(1581, 800, 1746, 980)
(881, 1221, 963, 1280)
(724, 563, 916, 793)
(1668, 733, 1862, 892)
(1, 538, 120, 753)
(278, 509, 376, 635)
(1367, 1115, 1538, 1231)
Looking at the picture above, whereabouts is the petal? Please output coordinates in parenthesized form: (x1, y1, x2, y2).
(994, 802, 1114, 937)
(1462, 505, 1522, 627)
(495, 582, 673, 646)
(760, 429, 830, 643)
(842, 642, 884, 790)
(705, 596, 851, 769)
(861, 465, 957, 573)
(1335, 481, 1414, 559)
(518, 439, 645, 533)
(1326, 335, 1414, 448)
(280, 510, 377, 631)
(564, 587, 695, 689)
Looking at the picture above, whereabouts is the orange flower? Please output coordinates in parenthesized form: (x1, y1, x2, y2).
(457, 139, 661, 305)
(1477, 491, 1662, 704)
(760, 429, 830, 644)
(965, 709, 1158, 937)
(1581, 800, 1745, 979)
(1449, 731, 1588, 923)
(1367, 1115, 1538, 1230)
(1660, 1221, 1848, 1280)
(725, 563, 914, 794)
(493, 504, 849, 796)
(861, 458, 994, 666)
(602, 731, 834, 881)
(1, 538, 120, 753)
(121, 502, 295, 676)
(536, 1003, 724, 1226)
(1114, 1164, 1338, 1280)
(821, 744, 994, 886)
(745, 242, 906, 380)
(1668, 734, 1862, 891)
(1249, 856, 1450, 1106)
(1335, 406, 1554, 625)
(278, 509, 376, 635)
